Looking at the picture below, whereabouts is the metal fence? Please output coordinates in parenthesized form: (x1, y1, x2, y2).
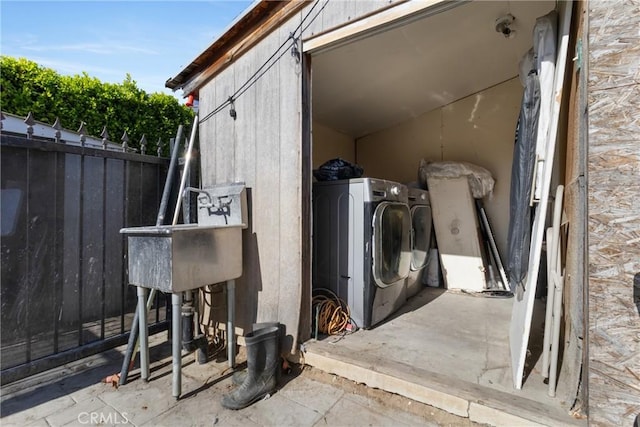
(0, 119, 177, 384)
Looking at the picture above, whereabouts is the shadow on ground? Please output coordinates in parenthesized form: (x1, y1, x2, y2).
(1, 341, 172, 417)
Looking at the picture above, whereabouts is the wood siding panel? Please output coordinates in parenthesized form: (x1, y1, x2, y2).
(232, 44, 260, 332)
(556, 2, 586, 414)
(253, 29, 282, 324)
(301, 0, 395, 40)
(354, 0, 397, 17)
(315, 0, 348, 33)
(300, 0, 406, 46)
(234, 50, 258, 188)
(199, 80, 217, 187)
(278, 14, 304, 353)
(301, 0, 326, 38)
(588, 2, 640, 426)
(214, 67, 236, 183)
(327, 0, 357, 27)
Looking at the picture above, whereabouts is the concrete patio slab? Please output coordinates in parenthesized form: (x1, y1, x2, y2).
(1, 329, 478, 427)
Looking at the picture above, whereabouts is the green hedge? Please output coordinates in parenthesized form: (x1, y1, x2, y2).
(1, 56, 193, 155)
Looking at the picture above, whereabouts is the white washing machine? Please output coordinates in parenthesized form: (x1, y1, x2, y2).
(406, 187, 433, 298)
(313, 178, 412, 329)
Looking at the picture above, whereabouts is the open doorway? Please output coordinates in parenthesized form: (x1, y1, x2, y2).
(302, 1, 580, 424)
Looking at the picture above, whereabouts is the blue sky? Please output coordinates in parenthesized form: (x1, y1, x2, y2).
(1, 1, 253, 99)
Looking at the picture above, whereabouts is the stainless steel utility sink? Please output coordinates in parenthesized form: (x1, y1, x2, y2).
(120, 224, 243, 293)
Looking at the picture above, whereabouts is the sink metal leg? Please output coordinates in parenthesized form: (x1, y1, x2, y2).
(227, 280, 235, 368)
(171, 293, 182, 399)
(137, 286, 149, 381)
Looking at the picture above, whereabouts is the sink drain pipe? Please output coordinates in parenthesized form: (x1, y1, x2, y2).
(181, 291, 208, 364)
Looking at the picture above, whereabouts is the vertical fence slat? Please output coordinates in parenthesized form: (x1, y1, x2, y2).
(62, 153, 81, 352)
(105, 158, 125, 338)
(101, 156, 107, 340)
(53, 150, 66, 353)
(26, 150, 57, 361)
(121, 159, 128, 334)
(25, 149, 31, 362)
(0, 147, 29, 370)
(81, 156, 105, 345)
(77, 153, 84, 346)
(124, 160, 142, 320)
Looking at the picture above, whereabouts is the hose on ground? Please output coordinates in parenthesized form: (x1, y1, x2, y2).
(312, 288, 352, 335)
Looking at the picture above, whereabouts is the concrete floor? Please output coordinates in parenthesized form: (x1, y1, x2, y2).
(303, 287, 587, 427)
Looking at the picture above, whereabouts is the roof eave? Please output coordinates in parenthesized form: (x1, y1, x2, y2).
(165, 0, 301, 95)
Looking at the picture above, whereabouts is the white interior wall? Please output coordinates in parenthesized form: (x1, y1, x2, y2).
(354, 78, 523, 256)
(312, 121, 356, 169)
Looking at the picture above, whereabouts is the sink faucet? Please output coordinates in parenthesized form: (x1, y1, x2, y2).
(184, 187, 233, 224)
(183, 187, 213, 208)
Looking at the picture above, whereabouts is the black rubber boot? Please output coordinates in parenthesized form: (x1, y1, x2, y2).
(232, 322, 282, 386)
(221, 325, 279, 410)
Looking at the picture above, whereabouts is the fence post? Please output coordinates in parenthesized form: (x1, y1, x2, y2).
(52, 117, 62, 144)
(157, 138, 163, 157)
(140, 135, 147, 155)
(101, 126, 109, 150)
(121, 131, 129, 152)
(24, 112, 35, 139)
(78, 122, 87, 147)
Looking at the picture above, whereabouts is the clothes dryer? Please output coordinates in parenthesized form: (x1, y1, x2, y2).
(313, 178, 411, 329)
(406, 188, 433, 298)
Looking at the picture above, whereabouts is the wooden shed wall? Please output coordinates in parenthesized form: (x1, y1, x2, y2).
(587, 0, 640, 425)
(555, 0, 586, 416)
(197, 0, 399, 352)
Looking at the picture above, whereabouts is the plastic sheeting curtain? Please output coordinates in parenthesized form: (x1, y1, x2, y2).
(507, 53, 540, 289)
(507, 11, 557, 290)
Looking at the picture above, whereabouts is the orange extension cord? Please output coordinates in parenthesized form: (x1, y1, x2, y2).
(312, 288, 352, 335)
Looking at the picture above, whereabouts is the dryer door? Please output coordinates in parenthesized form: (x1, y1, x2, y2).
(410, 205, 432, 271)
(372, 202, 411, 288)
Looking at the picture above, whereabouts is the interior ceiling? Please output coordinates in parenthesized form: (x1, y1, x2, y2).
(311, 1, 556, 139)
